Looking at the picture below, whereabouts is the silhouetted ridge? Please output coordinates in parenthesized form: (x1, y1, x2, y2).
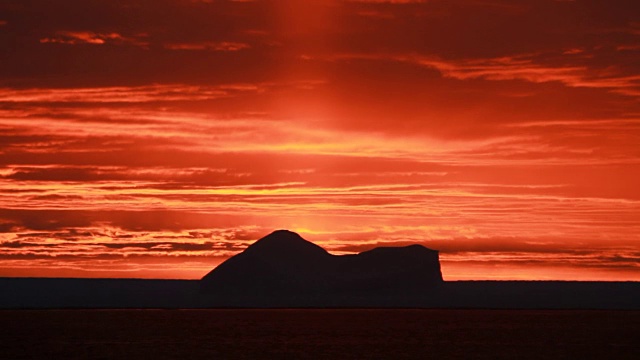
(359, 244, 437, 256)
(243, 230, 328, 259)
(200, 230, 443, 305)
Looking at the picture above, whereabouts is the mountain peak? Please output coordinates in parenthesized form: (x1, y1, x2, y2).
(261, 229, 305, 241)
(243, 229, 328, 257)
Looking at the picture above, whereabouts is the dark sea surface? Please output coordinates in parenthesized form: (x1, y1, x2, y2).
(1, 309, 639, 359)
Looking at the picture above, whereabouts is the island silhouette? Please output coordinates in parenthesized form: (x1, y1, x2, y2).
(200, 230, 442, 305)
(1, 229, 639, 309)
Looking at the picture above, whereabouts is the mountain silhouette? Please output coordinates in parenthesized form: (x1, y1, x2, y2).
(2, 230, 639, 308)
(200, 230, 443, 305)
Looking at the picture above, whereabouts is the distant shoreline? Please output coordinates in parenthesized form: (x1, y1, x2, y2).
(2, 277, 639, 310)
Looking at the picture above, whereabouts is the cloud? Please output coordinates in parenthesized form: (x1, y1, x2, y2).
(322, 52, 640, 98)
(0, 84, 231, 103)
(39, 31, 149, 47)
(413, 55, 586, 84)
(164, 41, 250, 51)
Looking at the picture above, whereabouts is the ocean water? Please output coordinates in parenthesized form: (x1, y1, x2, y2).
(1, 309, 638, 359)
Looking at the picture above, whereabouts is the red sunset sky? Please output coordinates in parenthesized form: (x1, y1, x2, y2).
(0, 0, 639, 280)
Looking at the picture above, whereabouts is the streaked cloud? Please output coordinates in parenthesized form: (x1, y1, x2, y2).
(318, 52, 640, 97)
(40, 31, 149, 47)
(164, 41, 250, 51)
(0, 85, 230, 103)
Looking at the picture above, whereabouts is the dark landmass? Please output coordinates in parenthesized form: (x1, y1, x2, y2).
(1, 230, 639, 309)
(200, 230, 443, 304)
(0, 278, 199, 309)
(2, 278, 639, 309)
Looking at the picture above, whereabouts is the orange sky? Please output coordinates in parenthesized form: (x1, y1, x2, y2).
(0, 0, 639, 280)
